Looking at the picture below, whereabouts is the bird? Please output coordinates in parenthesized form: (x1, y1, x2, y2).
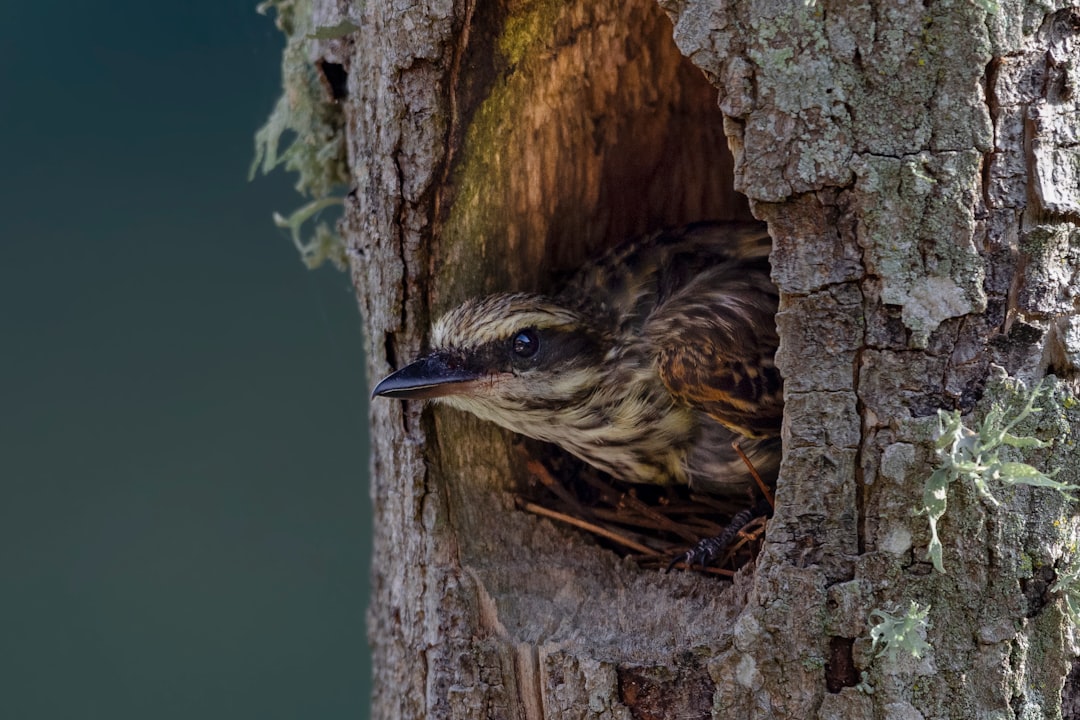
(372, 221, 783, 565)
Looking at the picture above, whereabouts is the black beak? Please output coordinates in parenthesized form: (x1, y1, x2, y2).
(371, 352, 481, 400)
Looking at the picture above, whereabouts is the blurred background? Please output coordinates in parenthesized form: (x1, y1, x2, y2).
(0, 1, 373, 717)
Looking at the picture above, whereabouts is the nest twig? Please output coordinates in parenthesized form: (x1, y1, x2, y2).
(515, 444, 767, 577)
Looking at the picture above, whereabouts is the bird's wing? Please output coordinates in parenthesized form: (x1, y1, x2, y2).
(683, 429, 782, 495)
(557, 222, 772, 333)
(645, 259, 783, 440)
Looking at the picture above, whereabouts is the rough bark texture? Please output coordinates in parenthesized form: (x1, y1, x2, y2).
(311, 0, 1080, 717)
(659, 3, 1080, 717)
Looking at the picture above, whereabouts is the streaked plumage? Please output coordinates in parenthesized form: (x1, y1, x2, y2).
(372, 222, 783, 497)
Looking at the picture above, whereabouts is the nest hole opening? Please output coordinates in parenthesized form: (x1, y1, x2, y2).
(435, 0, 772, 588)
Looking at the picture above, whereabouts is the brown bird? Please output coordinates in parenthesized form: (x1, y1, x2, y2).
(373, 222, 783, 562)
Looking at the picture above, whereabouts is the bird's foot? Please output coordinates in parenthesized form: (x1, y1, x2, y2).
(667, 537, 733, 572)
(666, 497, 771, 572)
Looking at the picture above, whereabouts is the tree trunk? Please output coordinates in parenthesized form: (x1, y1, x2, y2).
(312, 0, 1080, 716)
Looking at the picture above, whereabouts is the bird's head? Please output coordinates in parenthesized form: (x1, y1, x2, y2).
(372, 293, 610, 433)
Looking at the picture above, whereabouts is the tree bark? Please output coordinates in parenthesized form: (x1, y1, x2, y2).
(311, 0, 1080, 716)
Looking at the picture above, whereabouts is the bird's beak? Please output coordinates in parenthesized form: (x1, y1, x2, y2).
(371, 352, 481, 400)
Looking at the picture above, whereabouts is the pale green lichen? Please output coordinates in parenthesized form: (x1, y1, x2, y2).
(869, 601, 932, 661)
(1050, 514, 1080, 627)
(921, 379, 1076, 573)
(272, 196, 346, 270)
(1055, 556, 1080, 626)
(306, 19, 359, 40)
(251, 0, 350, 270)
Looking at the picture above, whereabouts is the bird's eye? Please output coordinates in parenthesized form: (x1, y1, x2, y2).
(511, 329, 539, 359)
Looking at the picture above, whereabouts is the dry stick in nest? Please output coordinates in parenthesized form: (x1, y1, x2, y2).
(525, 455, 690, 545)
(576, 471, 705, 545)
(524, 457, 666, 546)
(520, 452, 761, 577)
(516, 501, 658, 557)
(733, 440, 775, 508)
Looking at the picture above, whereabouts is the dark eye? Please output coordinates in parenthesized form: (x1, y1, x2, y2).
(511, 329, 539, 359)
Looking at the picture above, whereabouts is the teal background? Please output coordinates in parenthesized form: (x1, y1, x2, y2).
(1, 2, 373, 717)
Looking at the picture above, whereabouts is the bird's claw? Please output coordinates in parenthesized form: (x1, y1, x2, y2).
(666, 536, 731, 572)
(665, 500, 767, 572)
